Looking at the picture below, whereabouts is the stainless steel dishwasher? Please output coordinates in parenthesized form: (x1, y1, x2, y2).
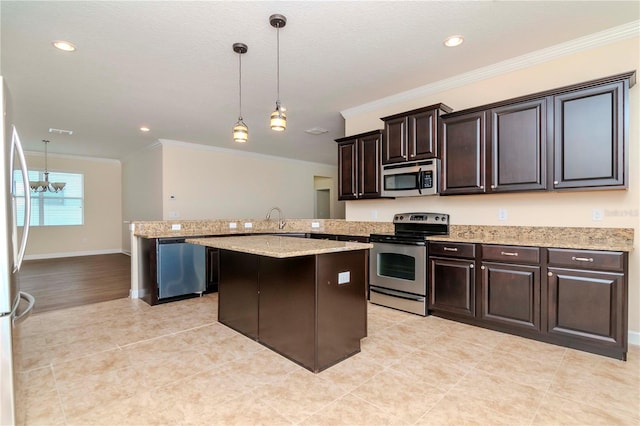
(157, 238, 206, 300)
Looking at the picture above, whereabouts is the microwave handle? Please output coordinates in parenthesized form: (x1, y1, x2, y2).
(417, 168, 423, 195)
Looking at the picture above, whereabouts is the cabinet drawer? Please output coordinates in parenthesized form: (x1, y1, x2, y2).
(547, 248, 624, 272)
(482, 245, 540, 264)
(429, 241, 476, 258)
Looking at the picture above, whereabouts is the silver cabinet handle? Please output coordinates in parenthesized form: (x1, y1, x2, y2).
(470, 264, 474, 269)
(443, 247, 458, 252)
(479, 185, 484, 189)
(548, 272, 553, 277)
(572, 256, 594, 262)
(500, 251, 519, 257)
(553, 180, 559, 185)
(481, 265, 485, 270)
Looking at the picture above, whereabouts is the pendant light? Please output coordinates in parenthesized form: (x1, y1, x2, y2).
(269, 14, 287, 131)
(232, 43, 249, 143)
(30, 140, 66, 193)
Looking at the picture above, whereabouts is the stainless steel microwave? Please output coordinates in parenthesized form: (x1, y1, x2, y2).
(381, 159, 439, 197)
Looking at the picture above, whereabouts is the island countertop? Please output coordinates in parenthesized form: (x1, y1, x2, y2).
(187, 235, 373, 258)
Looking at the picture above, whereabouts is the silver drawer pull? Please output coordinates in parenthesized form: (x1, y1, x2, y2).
(500, 251, 519, 256)
(572, 256, 594, 262)
(443, 247, 458, 252)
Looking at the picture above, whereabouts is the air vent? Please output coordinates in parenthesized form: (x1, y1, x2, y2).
(49, 128, 73, 135)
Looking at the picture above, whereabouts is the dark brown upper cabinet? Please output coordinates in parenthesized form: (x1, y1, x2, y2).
(439, 71, 634, 196)
(336, 130, 382, 201)
(440, 111, 486, 195)
(553, 81, 628, 190)
(489, 99, 547, 192)
(381, 103, 452, 164)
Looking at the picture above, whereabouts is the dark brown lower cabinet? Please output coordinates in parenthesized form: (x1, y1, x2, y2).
(480, 262, 540, 331)
(428, 242, 628, 360)
(547, 268, 624, 345)
(217, 249, 368, 372)
(429, 257, 476, 317)
(205, 247, 219, 293)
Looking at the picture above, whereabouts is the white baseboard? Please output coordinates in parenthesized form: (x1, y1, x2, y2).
(24, 249, 129, 261)
(129, 289, 140, 299)
(629, 331, 640, 346)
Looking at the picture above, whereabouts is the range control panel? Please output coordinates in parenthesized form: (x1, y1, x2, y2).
(393, 212, 449, 224)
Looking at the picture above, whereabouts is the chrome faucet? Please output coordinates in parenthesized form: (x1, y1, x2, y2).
(266, 207, 286, 230)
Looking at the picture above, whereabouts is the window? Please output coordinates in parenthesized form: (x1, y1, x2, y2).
(13, 170, 84, 226)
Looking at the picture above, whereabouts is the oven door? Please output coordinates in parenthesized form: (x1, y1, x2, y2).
(369, 242, 427, 295)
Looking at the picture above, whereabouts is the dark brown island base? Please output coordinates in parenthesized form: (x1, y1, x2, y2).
(187, 235, 371, 373)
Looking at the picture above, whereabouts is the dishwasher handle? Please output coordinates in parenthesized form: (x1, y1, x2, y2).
(158, 238, 186, 244)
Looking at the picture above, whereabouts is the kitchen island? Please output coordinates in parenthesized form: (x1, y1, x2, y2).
(187, 235, 372, 372)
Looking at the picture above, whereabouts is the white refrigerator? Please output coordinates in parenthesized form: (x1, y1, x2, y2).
(0, 76, 34, 425)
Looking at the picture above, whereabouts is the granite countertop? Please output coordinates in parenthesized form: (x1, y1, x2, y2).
(429, 225, 634, 252)
(187, 235, 373, 258)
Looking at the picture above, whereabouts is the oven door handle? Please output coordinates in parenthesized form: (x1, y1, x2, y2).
(417, 168, 423, 195)
(370, 287, 425, 302)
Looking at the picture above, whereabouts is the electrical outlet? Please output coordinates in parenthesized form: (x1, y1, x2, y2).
(592, 209, 604, 221)
(338, 271, 350, 285)
(229, 222, 237, 229)
(244, 222, 253, 228)
(498, 208, 508, 221)
(171, 224, 181, 231)
(311, 222, 320, 228)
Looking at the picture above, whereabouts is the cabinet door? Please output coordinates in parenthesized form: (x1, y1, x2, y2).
(490, 99, 547, 192)
(440, 111, 486, 194)
(409, 109, 437, 160)
(481, 262, 540, 331)
(358, 132, 381, 198)
(429, 257, 475, 317)
(553, 82, 625, 189)
(337, 140, 357, 200)
(382, 116, 407, 164)
(547, 267, 625, 347)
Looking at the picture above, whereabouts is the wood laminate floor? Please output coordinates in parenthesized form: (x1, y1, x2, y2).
(18, 254, 131, 314)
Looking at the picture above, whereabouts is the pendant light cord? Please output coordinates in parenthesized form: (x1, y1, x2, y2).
(238, 51, 243, 119)
(276, 24, 280, 103)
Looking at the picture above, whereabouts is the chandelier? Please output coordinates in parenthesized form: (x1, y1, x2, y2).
(30, 140, 66, 193)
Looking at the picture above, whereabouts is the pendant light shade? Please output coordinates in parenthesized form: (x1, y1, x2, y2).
(233, 42, 248, 143)
(269, 14, 287, 131)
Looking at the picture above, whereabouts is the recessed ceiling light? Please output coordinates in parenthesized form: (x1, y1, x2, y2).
(52, 40, 77, 52)
(444, 35, 464, 47)
(305, 127, 329, 135)
(139, 126, 150, 132)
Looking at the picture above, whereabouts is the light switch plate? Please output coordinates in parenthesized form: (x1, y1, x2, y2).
(338, 271, 350, 285)
(171, 224, 181, 231)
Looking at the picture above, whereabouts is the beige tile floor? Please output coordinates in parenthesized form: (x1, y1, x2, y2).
(14, 293, 640, 426)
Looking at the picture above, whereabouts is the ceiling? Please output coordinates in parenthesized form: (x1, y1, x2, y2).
(1, 1, 638, 166)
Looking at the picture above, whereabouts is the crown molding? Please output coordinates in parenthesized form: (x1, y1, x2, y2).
(341, 20, 640, 119)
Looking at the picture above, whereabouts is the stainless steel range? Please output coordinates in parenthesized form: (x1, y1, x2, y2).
(369, 212, 449, 316)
